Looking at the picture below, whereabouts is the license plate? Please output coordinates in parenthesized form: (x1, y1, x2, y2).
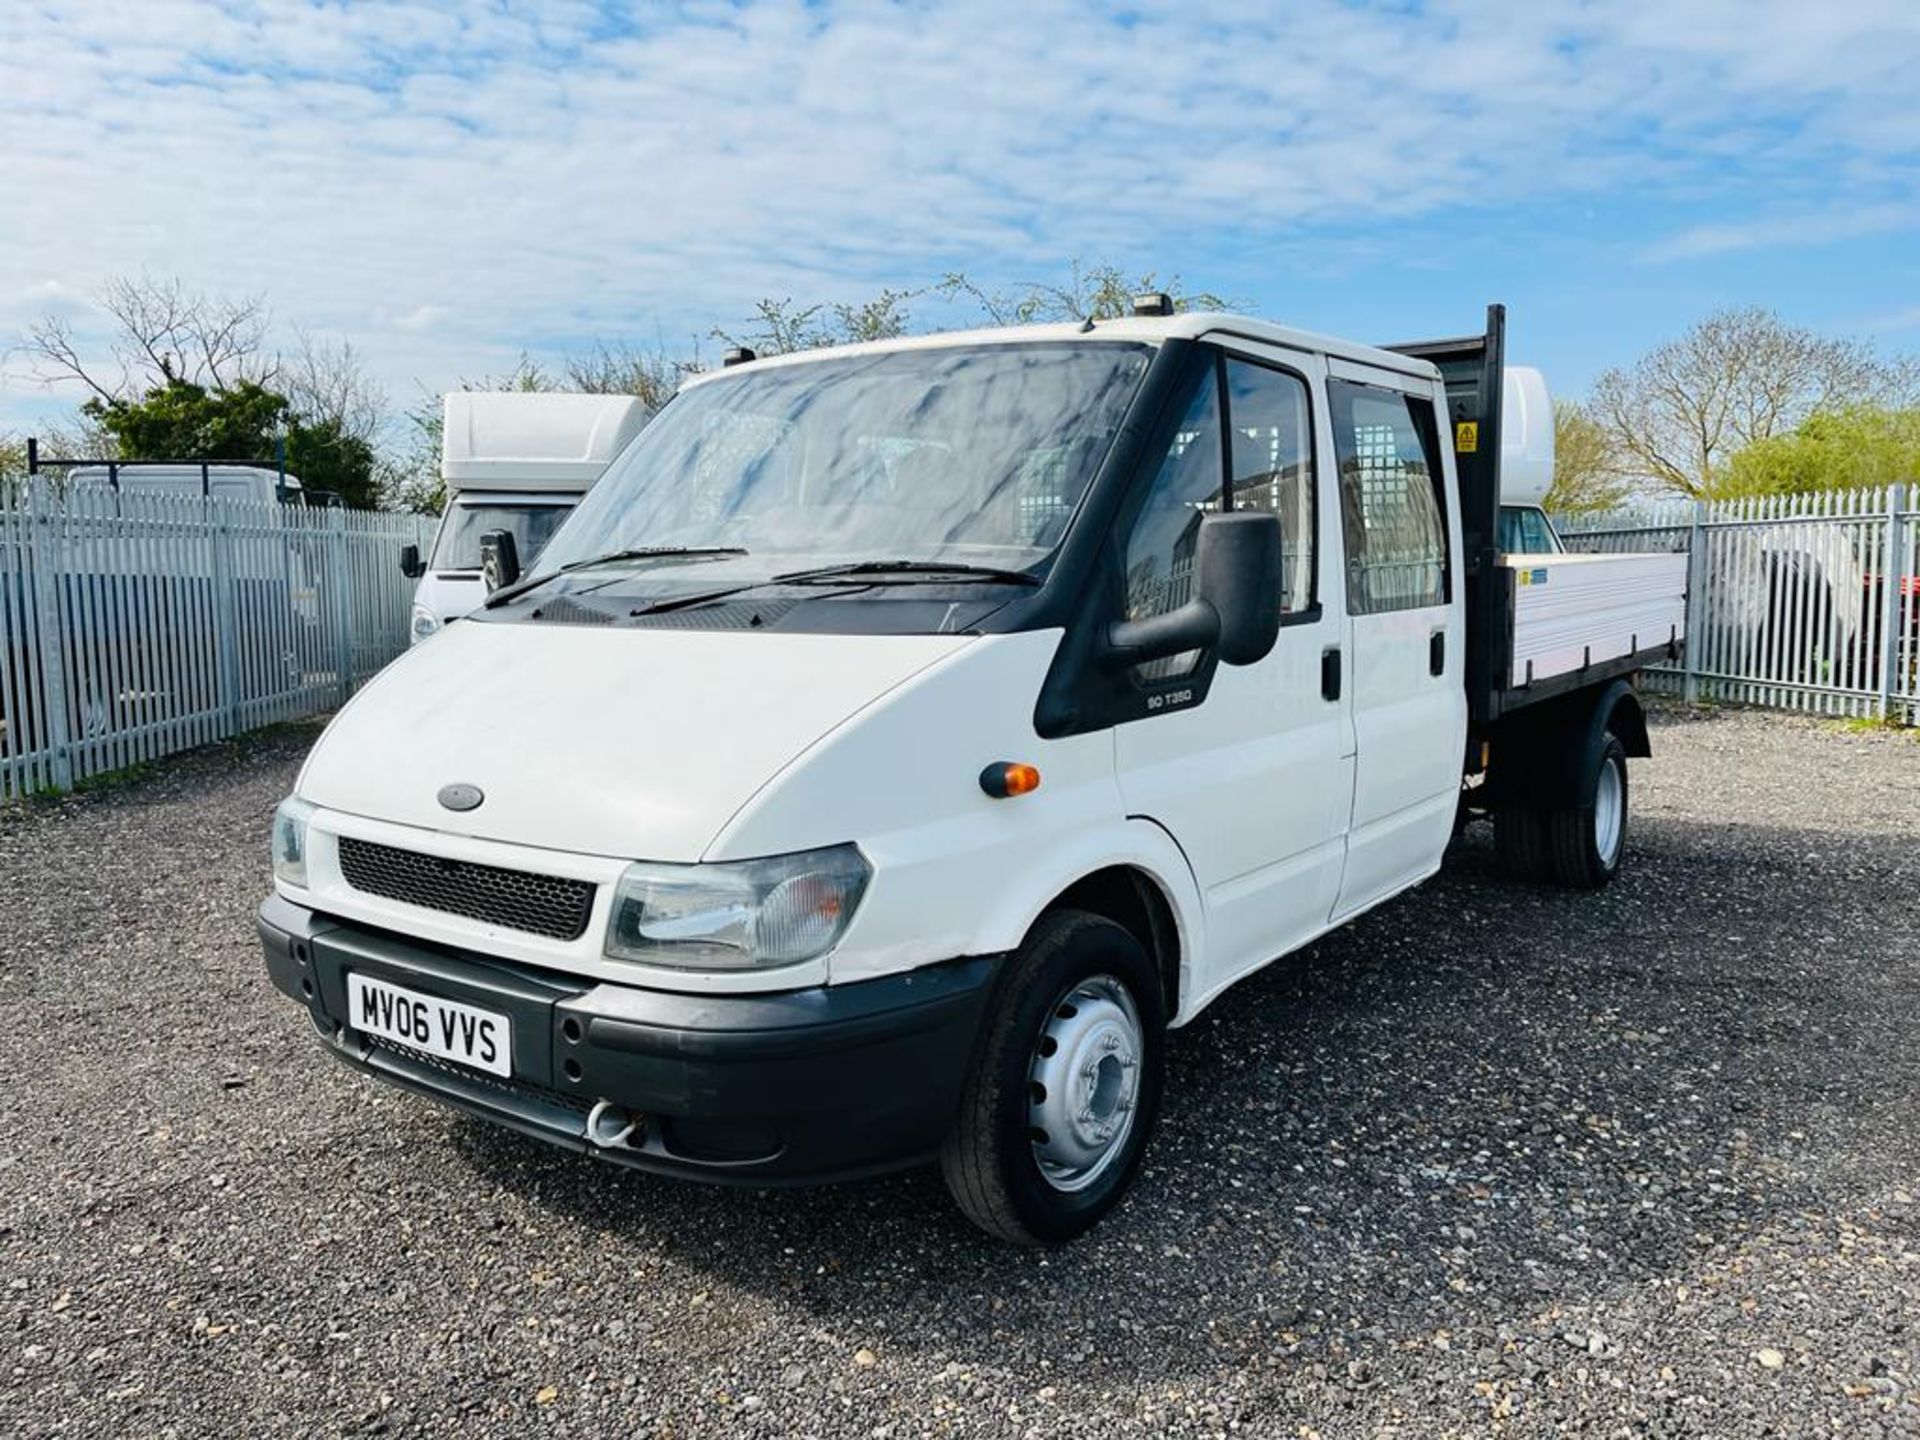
(347, 972, 512, 1078)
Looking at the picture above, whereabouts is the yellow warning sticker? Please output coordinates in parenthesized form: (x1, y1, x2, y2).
(1455, 420, 1479, 453)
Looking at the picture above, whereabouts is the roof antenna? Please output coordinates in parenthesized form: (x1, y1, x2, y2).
(1078, 314, 1095, 333)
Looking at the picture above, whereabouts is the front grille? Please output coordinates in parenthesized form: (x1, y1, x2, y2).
(337, 836, 595, 941)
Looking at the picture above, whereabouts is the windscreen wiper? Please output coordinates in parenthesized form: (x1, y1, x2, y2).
(625, 559, 1040, 620)
(485, 547, 749, 609)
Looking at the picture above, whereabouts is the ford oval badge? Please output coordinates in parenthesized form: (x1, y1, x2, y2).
(437, 782, 484, 813)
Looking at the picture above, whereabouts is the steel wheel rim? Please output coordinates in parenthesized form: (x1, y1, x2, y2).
(1594, 755, 1624, 866)
(1027, 974, 1143, 1193)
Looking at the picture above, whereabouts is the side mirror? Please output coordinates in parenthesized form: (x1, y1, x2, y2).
(479, 530, 521, 593)
(1105, 511, 1282, 670)
(399, 543, 424, 580)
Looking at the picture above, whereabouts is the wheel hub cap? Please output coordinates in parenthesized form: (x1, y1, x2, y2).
(1028, 975, 1143, 1193)
(1594, 756, 1624, 866)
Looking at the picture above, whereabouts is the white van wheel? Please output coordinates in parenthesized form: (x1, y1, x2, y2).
(1028, 974, 1144, 1193)
(941, 909, 1165, 1245)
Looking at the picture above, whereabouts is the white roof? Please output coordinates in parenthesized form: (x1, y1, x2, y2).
(68, 463, 298, 494)
(680, 312, 1442, 390)
(441, 392, 649, 492)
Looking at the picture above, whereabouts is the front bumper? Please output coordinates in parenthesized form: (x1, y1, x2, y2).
(258, 894, 999, 1184)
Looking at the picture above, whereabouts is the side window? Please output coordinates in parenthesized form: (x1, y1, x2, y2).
(1224, 359, 1315, 615)
(1121, 370, 1224, 681)
(1330, 381, 1449, 614)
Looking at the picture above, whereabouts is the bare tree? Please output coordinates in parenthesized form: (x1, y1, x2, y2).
(829, 289, 916, 344)
(713, 288, 921, 357)
(27, 275, 276, 401)
(1589, 307, 1904, 498)
(563, 340, 696, 412)
(940, 261, 1232, 326)
(713, 298, 834, 356)
(283, 328, 385, 441)
(0, 433, 24, 496)
(1544, 400, 1630, 513)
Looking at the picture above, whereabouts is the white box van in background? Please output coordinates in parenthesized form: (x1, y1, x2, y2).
(403, 393, 648, 643)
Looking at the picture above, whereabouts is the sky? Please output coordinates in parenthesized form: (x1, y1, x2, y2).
(2, 0, 1918, 441)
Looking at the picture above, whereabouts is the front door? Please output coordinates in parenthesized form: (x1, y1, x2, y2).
(1114, 343, 1354, 1009)
(1326, 362, 1466, 916)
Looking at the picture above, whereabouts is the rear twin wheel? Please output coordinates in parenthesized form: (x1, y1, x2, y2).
(940, 909, 1166, 1245)
(1495, 732, 1629, 889)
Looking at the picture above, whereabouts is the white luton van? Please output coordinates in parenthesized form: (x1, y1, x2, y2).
(402, 391, 647, 644)
(261, 303, 1686, 1243)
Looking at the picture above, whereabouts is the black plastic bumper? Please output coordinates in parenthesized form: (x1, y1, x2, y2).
(258, 894, 999, 1185)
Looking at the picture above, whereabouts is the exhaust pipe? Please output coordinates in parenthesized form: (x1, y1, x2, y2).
(586, 1100, 643, 1150)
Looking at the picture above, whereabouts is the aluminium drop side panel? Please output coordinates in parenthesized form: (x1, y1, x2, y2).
(1505, 552, 1687, 689)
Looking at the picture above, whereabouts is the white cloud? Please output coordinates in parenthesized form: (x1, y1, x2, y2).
(1, 0, 1916, 430)
(1858, 304, 1920, 334)
(394, 304, 448, 333)
(1647, 204, 1920, 261)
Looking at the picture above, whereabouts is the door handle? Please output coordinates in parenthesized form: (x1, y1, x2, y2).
(1321, 646, 1342, 701)
(1430, 628, 1446, 676)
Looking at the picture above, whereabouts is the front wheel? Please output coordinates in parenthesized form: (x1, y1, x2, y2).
(940, 909, 1166, 1245)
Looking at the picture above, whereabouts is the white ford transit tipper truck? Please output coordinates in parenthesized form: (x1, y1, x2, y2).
(401, 392, 647, 644)
(261, 303, 1686, 1243)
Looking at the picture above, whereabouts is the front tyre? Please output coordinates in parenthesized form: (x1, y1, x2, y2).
(940, 909, 1166, 1245)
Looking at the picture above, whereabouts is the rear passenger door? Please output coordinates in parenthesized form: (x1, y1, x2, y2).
(1327, 365, 1466, 916)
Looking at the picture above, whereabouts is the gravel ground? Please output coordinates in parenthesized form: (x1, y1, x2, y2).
(2, 706, 1918, 1438)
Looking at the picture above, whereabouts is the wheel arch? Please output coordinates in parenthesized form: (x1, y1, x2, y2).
(1041, 865, 1184, 1022)
(980, 821, 1204, 1026)
(1601, 681, 1652, 758)
(1490, 676, 1650, 807)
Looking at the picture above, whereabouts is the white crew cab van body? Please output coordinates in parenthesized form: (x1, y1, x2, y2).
(403, 392, 647, 644)
(261, 305, 1685, 1243)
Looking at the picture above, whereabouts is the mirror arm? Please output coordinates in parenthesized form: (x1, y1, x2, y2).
(1102, 600, 1221, 670)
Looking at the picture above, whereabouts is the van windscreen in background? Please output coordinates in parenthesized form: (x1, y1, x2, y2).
(431, 502, 574, 571)
(537, 342, 1152, 580)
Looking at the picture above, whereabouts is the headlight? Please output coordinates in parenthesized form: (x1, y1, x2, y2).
(410, 604, 440, 644)
(605, 844, 871, 970)
(272, 796, 316, 888)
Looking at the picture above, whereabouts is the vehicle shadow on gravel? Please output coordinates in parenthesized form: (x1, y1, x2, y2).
(446, 812, 1919, 1388)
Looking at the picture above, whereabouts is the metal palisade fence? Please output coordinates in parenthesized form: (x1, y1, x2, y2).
(1557, 484, 1918, 723)
(0, 477, 435, 800)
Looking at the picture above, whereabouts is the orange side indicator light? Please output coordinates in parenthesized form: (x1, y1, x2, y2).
(980, 761, 1042, 799)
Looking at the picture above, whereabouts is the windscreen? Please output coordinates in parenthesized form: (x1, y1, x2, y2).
(537, 342, 1152, 578)
(431, 502, 575, 571)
